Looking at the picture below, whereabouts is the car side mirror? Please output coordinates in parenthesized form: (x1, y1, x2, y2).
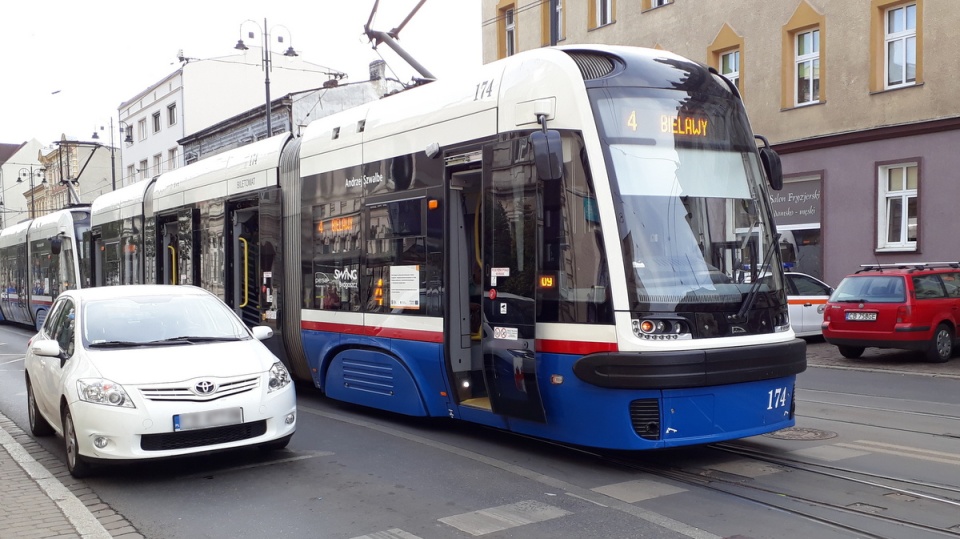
(251, 326, 273, 341)
(31, 339, 63, 358)
(529, 130, 563, 181)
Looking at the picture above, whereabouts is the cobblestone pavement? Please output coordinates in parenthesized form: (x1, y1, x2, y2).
(0, 413, 143, 539)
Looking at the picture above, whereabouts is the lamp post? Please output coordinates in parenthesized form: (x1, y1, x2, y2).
(17, 166, 45, 219)
(92, 116, 120, 191)
(234, 19, 298, 138)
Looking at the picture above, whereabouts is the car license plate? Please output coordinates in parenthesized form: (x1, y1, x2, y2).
(174, 407, 243, 431)
(845, 311, 877, 321)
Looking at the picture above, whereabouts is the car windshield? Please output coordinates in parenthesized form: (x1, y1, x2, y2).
(829, 276, 906, 303)
(82, 293, 250, 347)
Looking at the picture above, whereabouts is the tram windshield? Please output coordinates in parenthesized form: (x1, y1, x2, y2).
(590, 87, 785, 312)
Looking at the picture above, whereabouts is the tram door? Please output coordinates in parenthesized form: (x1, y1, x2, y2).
(228, 205, 261, 326)
(480, 141, 546, 423)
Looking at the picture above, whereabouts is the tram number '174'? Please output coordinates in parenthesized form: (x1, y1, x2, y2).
(767, 387, 789, 410)
(474, 79, 494, 101)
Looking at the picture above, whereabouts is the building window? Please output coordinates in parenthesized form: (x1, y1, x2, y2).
(796, 29, 820, 105)
(497, 2, 517, 59)
(139, 160, 148, 181)
(877, 162, 918, 251)
(781, 2, 826, 110)
(708, 24, 745, 98)
(596, 0, 613, 26)
(168, 148, 179, 170)
(542, 0, 564, 46)
(653, 0, 670, 6)
(152, 112, 161, 133)
(137, 119, 147, 141)
(885, 3, 916, 88)
(871, 0, 922, 92)
(124, 125, 134, 144)
(167, 103, 177, 126)
(153, 154, 162, 175)
(721, 50, 740, 91)
(505, 8, 516, 56)
(126, 165, 135, 185)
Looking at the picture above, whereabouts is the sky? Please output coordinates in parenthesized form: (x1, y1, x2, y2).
(2, 0, 483, 146)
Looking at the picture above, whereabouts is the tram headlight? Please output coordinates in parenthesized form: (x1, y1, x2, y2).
(633, 317, 692, 340)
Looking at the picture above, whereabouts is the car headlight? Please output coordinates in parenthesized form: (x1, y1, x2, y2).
(77, 379, 135, 408)
(268, 361, 291, 393)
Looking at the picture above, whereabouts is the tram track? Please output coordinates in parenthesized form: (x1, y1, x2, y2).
(505, 431, 960, 539)
(600, 440, 960, 539)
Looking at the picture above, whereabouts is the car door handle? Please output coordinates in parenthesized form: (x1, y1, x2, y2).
(804, 302, 813, 307)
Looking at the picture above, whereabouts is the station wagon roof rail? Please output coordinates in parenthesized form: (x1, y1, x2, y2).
(856, 262, 960, 273)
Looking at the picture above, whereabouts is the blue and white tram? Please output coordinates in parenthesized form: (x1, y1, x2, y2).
(0, 207, 90, 330)
(85, 45, 805, 450)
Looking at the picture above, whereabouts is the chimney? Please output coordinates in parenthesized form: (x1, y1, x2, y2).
(369, 60, 386, 81)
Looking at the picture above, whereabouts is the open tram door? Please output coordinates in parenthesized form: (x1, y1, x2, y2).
(481, 142, 546, 423)
(227, 201, 263, 327)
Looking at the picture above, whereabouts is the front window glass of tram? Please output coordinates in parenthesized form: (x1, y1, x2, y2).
(591, 88, 786, 317)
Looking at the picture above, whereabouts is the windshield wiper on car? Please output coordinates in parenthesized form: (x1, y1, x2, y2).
(88, 340, 152, 348)
(144, 336, 243, 344)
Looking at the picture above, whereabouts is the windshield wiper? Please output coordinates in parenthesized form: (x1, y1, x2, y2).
(729, 233, 781, 324)
(88, 340, 151, 348)
(145, 336, 242, 344)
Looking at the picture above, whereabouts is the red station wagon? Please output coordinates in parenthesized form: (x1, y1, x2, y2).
(822, 262, 960, 363)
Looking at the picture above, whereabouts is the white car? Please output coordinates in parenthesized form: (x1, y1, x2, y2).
(24, 284, 296, 477)
(783, 272, 833, 337)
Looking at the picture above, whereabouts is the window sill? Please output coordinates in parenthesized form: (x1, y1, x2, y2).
(780, 100, 826, 112)
(870, 81, 924, 95)
(875, 246, 918, 253)
(589, 21, 616, 31)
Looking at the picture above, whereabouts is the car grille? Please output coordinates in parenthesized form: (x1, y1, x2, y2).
(630, 399, 661, 441)
(141, 420, 267, 451)
(139, 376, 260, 402)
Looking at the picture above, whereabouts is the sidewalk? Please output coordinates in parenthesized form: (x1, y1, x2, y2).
(0, 412, 115, 539)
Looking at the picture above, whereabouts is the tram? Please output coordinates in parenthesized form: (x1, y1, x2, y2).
(17, 45, 807, 449)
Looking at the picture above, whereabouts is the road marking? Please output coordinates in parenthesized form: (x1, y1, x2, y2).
(837, 440, 960, 466)
(179, 451, 332, 479)
(592, 479, 686, 502)
(790, 445, 870, 461)
(351, 528, 423, 539)
(300, 405, 721, 539)
(439, 500, 570, 536)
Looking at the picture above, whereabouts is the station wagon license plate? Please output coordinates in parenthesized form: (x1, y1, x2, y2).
(845, 311, 877, 321)
(174, 407, 243, 431)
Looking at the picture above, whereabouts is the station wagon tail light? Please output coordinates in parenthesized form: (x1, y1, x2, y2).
(77, 379, 135, 408)
(896, 305, 911, 324)
(268, 361, 291, 392)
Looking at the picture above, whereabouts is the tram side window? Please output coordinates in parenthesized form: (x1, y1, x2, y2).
(364, 196, 442, 316)
(538, 134, 613, 324)
(311, 201, 362, 311)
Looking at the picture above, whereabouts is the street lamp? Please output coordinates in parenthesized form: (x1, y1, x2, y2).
(92, 117, 119, 191)
(17, 166, 45, 219)
(234, 19, 298, 137)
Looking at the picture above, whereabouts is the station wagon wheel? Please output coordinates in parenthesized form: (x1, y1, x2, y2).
(837, 345, 864, 359)
(62, 406, 91, 478)
(926, 323, 953, 363)
(26, 378, 54, 436)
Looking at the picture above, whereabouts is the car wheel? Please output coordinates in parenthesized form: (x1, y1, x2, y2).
(926, 324, 953, 363)
(837, 345, 864, 359)
(62, 406, 92, 478)
(258, 434, 293, 451)
(26, 378, 54, 436)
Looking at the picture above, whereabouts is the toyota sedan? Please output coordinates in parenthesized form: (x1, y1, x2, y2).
(24, 284, 296, 477)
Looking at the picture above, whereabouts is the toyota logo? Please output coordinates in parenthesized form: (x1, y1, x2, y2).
(194, 380, 217, 395)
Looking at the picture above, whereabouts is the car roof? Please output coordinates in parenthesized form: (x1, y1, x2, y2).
(60, 285, 213, 302)
(850, 262, 960, 277)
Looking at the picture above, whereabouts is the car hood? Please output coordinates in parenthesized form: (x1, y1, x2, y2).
(85, 340, 277, 384)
